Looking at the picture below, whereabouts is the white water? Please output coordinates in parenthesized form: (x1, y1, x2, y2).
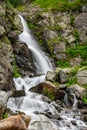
(19, 14, 53, 74)
(7, 15, 56, 117)
(7, 15, 87, 130)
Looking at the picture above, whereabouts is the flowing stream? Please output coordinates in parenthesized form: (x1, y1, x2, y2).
(7, 15, 87, 130)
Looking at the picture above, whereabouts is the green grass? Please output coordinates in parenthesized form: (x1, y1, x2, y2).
(34, 0, 87, 11)
(57, 60, 71, 68)
(67, 44, 87, 60)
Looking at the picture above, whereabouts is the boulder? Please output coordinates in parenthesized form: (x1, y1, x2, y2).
(58, 70, 68, 84)
(70, 84, 87, 99)
(46, 71, 57, 82)
(74, 13, 87, 42)
(0, 114, 30, 130)
(30, 81, 58, 94)
(77, 70, 87, 85)
(28, 115, 59, 130)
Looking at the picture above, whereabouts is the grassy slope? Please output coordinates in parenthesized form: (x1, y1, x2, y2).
(34, 0, 87, 11)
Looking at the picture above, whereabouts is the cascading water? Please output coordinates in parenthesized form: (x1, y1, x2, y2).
(7, 14, 56, 117)
(7, 15, 87, 130)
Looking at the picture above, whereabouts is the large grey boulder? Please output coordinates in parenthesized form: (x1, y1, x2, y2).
(28, 115, 59, 130)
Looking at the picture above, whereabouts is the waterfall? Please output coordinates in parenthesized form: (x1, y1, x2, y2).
(19, 14, 53, 75)
(7, 15, 87, 130)
(7, 15, 56, 117)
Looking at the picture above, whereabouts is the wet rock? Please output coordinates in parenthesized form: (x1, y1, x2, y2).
(13, 42, 36, 76)
(70, 84, 87, 99)
(77, 70, 87, 85)
(71, 120, 77, 125)
(28, 115, 59, 130)
(0, 114, 30, 130)
(46, 71, 57, 82)
(78, 100, 87, 109)
(58, 70, 68, 84)
(12, 90, 26, 97)
(83, 115, 87, 122)
(55, 90, 65, 100)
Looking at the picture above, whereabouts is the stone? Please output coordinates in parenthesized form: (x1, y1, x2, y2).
(13, 15, 23, 32)
(74, 13, 87, 42)
(0, 5, 5, 16)
(77, 70, 87, 85)
(28, 115, 59, 130)
(70, 84, 87, 98)
(58, 70, 68, 84)
(0, 90, 10, 119)
(12, 90, 26, 97)
(0, 114, 30, 130)
(13, 42, 36, 76)
(30, 81, 58, 94)
(46, 71, 57, 82)
(0, 25, 5, 36)
(82, 6, 87, 12)
(70, 56, 82, 66)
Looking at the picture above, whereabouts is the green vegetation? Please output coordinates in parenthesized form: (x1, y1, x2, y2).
(82, 94, 87, 103)
(8, 0, 21, 7)
(42, 89, 55, 100)
(57, 60, 71, 68)
(67, 66, 79, 86)
(34, 0, 87, 11)
(3, 113, 8, 119)
(13, 61, 21, 78)
(67, 44, 87, 60)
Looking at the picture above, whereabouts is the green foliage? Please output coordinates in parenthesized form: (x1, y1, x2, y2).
(70, 66, 79, 75)
(70, 15, 75, 26)
(67, 44, 87, 60)
(57, 60, 71, 68)
(42, 89, 55, 100)
(67, 77, 78, 87)
(3, 113, 8, 119)
(13, 61, 21, 78)
(73, 29, 80, 42)
(34, 0, 87, 11)
(8, 0, 21, 7)
(82, 94, 87, 103)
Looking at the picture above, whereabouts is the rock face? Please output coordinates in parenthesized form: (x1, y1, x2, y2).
(74, 13, 87, 42)
(0, 114, 30, 130)
(28, 115, 59, 130)
(77, 70, 87, 85)
(0, 90, 10, 119)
